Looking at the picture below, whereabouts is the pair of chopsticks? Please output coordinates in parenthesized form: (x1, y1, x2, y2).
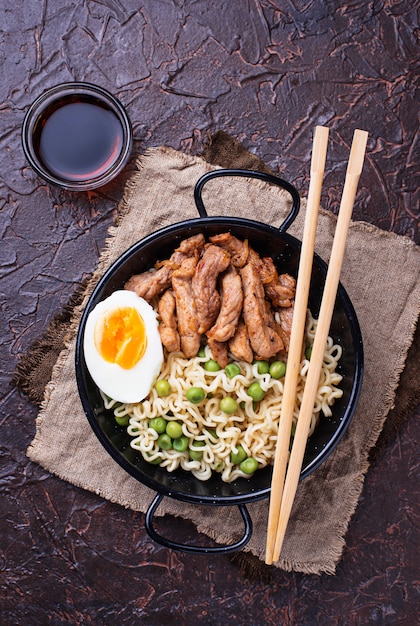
(265, 126, 368, 565)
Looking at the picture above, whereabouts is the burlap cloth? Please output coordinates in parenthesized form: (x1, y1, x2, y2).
(17, 133, 419, 575)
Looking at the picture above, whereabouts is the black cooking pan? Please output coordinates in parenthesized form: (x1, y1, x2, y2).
(75, 169, 363, 554)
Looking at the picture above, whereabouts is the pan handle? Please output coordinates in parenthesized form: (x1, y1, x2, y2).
(144, 493, 253, 554)
(194, 168, 300, 232)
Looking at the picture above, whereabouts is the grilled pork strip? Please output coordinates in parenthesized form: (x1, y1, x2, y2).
(158, 289, 180, 352)
(262, 257, 296, 308)
(207, 265, 243, 343)
(228, 319, 253, 363)
(240, 262, 284, 359)
(124, 234, 205, 302)
(171, 233, 205, 263)
(209, 232, 249, 268)
(172, 257, 201, 358)
(124, 265, 172, 302)
(207, 335, 229, 368)
(277, 304, 294, 353)
(192, 244, 231, 334)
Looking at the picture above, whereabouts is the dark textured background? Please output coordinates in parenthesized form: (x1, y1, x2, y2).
(1, 1, 419, 624)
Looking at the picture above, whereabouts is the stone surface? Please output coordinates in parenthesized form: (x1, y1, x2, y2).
(1, 1, 418, 624)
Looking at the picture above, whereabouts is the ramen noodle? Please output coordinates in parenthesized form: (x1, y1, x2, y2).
(102, 312, 343, 483)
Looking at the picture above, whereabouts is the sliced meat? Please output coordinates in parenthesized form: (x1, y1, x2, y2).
(210, 232, 249, 267)
(262, 257, 296, 308)
(124, 265, 172, 302)
(275, 303, 306, 360)
(264, 299, 283, 335)
(279, 272, 296, 293)
(172, 257, 201, 358)
(172, 233, 205, 264)
(207, 335, 229, 368)
(247, 251, 296, 308)
(158, 290, 180, 352)
(124, 234, 205, 301)
(247, 247, 267, 276)
(207, 265, 243, 343)
(240, 262, 284, 359)
(228, 319, 253, 363)
(276, 304, 294, 352)
(192, 244, 231, 334)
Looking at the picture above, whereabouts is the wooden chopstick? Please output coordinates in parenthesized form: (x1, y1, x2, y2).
(270, 128, 369, 563)
(265, 126, 330, 565)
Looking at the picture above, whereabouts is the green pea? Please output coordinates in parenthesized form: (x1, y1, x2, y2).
(145, 454, 162, 465)
(173, 436, 189, 452)
(155, 379, 172, 397)
(104, 394, 123, 409)
(149, 416, 167, 434)
(247, 382, 265, 402)
(157, 433, 172, 450)
(254, 360, 270, 375)
(204, 359, 221, 372)
(189, 440, 205, 460)
(186, 387, 205, 404)
(230, 445, 247, 465)
(239, 457, 259, 474)
(166, 420, 183, 439)
(197, 346, 206, 357)
(225, 363, 241, 379)
(305, 345, 313, 360)
(206, 428, 219, 441)
(220, 396, 238, 414)
(269, 360, 286, 379)
(114, 413, 129, 427)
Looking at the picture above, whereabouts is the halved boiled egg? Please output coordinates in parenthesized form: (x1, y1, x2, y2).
(83, 290, 163, 403)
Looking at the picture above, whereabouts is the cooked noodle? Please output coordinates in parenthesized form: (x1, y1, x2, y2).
(102, 312, 343, 483)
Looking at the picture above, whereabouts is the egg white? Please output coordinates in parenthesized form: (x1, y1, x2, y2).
(83, 290, 164, 403)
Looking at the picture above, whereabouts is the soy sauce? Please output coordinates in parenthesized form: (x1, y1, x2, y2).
(33, 94, 124, 182)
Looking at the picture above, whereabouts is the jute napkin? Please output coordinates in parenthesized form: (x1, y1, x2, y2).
(21, 137, 419, 575)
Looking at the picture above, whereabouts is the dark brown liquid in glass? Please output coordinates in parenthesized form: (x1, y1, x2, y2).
(33, 94, 124, 182)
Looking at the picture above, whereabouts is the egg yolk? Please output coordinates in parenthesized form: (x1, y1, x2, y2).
(94, 306, 147, 369)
